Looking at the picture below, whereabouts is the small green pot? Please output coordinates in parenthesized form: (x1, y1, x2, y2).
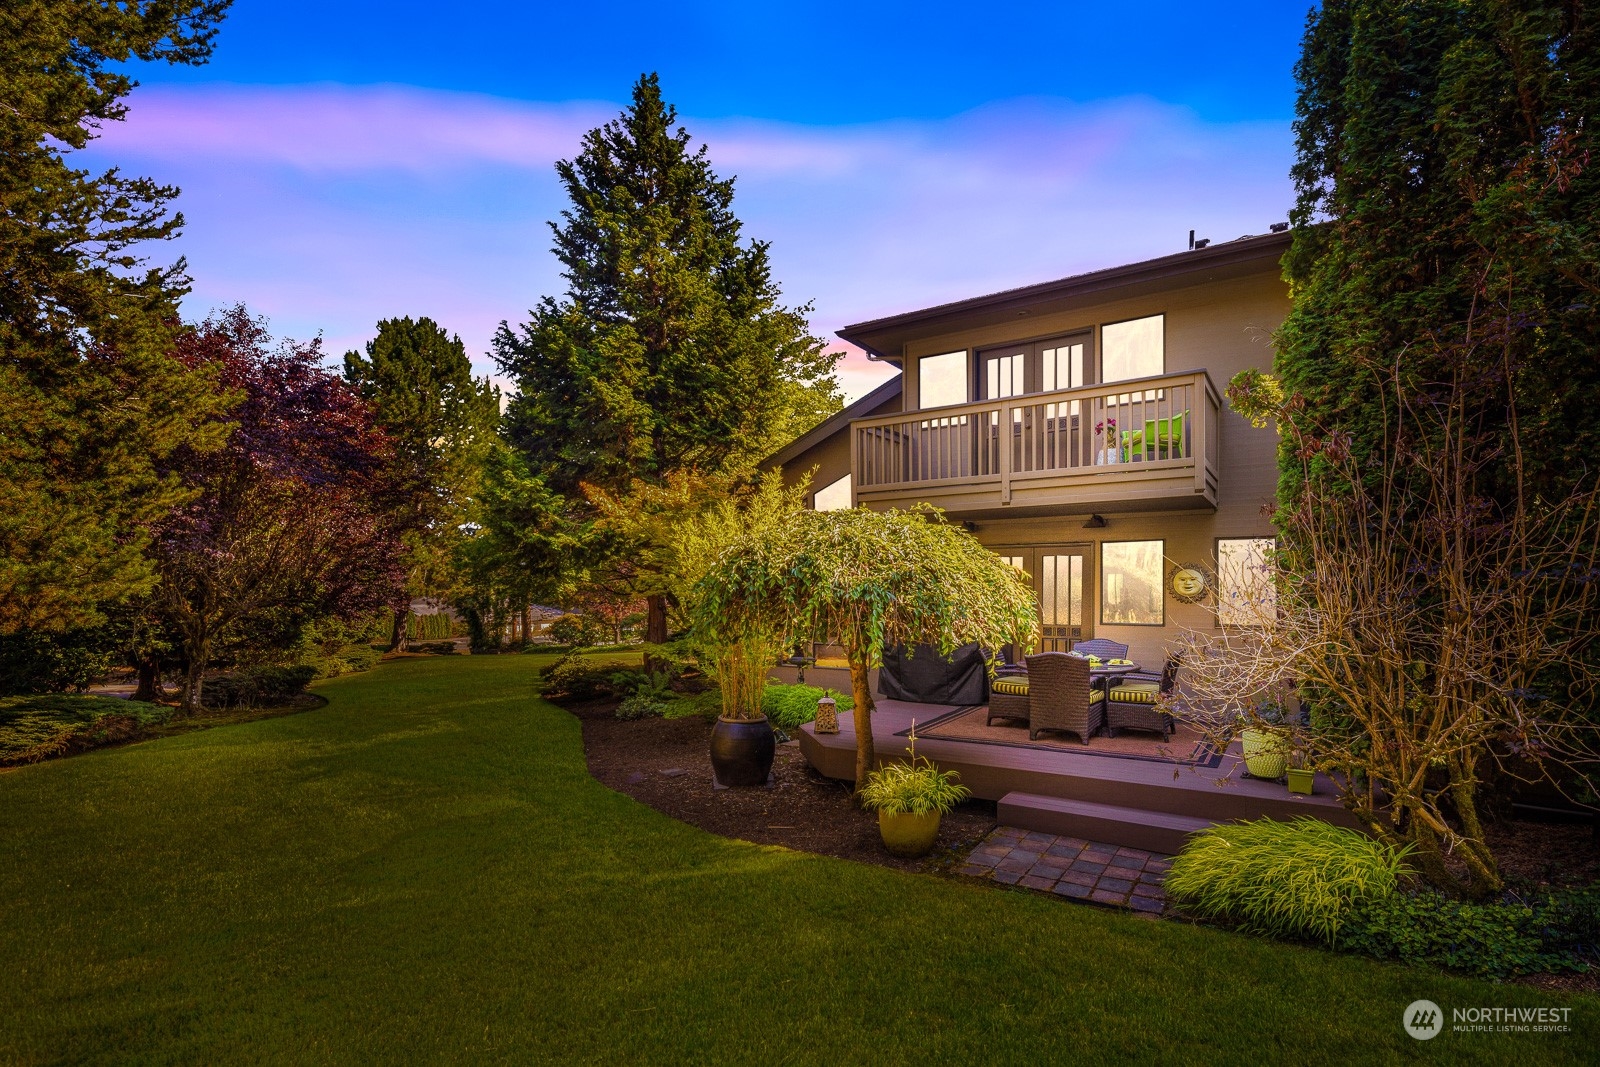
(1286, 767, 1315, 795)
(1241, 728, 1289, 780)
(878, 810, 941, 858)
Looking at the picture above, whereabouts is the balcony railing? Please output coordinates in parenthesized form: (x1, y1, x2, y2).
(851, 371, 1221, 514)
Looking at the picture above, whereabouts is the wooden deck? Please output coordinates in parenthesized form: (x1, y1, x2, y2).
(798, 698, 1358, 852)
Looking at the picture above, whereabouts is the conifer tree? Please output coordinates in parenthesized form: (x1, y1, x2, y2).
(494, 73, 840, 643)
(0, 1, 234, 632)
(344, 316, 500, 648)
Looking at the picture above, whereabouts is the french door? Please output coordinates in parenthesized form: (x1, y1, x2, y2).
(997, 545, 1092, 653)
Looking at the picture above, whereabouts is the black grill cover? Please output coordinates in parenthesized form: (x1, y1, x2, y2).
(878, 643, 989, 705)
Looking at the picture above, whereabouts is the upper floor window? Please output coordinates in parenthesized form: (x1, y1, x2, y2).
(918, 351, 969, 409)
(1099, 314, 1164, 383)
(812, 474, 852, 512)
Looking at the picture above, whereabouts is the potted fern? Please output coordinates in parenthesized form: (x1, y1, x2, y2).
(858, 725, 970, 857)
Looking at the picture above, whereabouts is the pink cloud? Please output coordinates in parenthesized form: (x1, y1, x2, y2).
(86, 84, 1293, 403)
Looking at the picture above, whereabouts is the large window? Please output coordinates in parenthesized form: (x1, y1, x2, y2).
(1100, 540, 1164, 625)
(1100, 314, 1164, 383)
(1217, 537, 1276, 626)
(918, 351, 969, 409)
(812, 474, 851, 512)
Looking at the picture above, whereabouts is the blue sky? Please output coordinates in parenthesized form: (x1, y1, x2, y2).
(98, 1, 1315, 399)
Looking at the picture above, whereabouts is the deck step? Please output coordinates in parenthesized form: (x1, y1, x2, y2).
(998, 792, 1216, 855)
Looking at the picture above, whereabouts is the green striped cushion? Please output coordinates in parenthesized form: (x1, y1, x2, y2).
(1108, 682, 1160, 704)
(992, 677, 1029, 696)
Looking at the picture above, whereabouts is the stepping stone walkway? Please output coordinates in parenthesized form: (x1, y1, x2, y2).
(958, 826, 1171, 914)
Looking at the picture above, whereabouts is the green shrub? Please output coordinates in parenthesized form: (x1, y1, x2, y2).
(1164, 817, 1411, 944)
(761, 683, 853, 731)
(335, 645, 383, 675)
(414, 641, 457, 655)
(1342, 888, 1596, 978)
(615, 695, 670, 721)
(540, 656, 634, 700)
(406, 613, 455, 641)
(608, 669, 674, 702)
(664, 689, 723, 722)
(0, 695, 173, 763)
(204, 666, 318, 709)
(859, 747, 969, 816)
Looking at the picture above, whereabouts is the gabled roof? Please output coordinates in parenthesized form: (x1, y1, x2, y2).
(838, 229, 1292, 364)
(765, 375, 902, 469)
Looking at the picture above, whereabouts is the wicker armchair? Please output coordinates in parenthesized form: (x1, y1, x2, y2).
(1026, 652, 1105, 744)
(1105, 654, 1181, 740)
(986, 672, 1031, 727)
(1070, 638, 1130, 660)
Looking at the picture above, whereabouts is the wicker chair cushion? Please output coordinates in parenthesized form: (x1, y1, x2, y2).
(991, 676, 1030, 696)
(1108, 682, 1160, 704)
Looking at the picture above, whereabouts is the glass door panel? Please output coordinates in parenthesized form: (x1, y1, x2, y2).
(996, 545, 1092, 654)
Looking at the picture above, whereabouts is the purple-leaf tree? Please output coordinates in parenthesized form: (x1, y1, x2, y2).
(152, 307, 407, 712)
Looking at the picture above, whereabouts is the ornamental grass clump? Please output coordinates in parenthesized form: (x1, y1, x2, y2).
(858, 728, 971, 816)
(1164, 817, 1411, 945)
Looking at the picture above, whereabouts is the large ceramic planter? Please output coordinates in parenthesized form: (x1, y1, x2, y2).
(878, 810, 941, 858)
(709, 715, 776, 787)
(1242, 728, 1289, 780)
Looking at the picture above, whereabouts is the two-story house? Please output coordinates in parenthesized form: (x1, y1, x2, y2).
(768, 229, 1289, 670)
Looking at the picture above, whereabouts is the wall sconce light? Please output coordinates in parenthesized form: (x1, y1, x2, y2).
(1083, 514, 1108, 529)
(962, 521, 979, 532)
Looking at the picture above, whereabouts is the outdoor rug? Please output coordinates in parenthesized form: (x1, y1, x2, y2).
(902, 705, 1223, 768)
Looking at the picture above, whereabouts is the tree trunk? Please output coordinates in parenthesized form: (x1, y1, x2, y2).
(180, 641, 207, 715)
(849, 653, 876, 802)
(644, 594, 670, 671)
(388, 607, 408, 653)
(521, 605, 532, 647)
(132, 658, 162, 703)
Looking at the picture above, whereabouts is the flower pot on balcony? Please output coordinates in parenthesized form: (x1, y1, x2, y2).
(1286, 767, 1315, 795)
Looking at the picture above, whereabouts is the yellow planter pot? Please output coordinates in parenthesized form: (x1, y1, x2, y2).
(1241, 728, 1289, 780)
(878, 810, 942, 858)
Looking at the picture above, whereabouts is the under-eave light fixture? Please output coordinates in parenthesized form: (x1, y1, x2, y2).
(1083, 514, 1108, 529)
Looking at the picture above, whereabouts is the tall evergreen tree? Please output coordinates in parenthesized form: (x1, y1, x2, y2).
(1254, 1, 1600, 894)
(1277, 0, 1599, 501)
(0, 1, 234, 632)
(344, 316, 500, 648)
(493, 73, 840, 642)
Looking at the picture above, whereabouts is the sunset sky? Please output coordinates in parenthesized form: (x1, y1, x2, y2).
(92, 1, 1315, 401)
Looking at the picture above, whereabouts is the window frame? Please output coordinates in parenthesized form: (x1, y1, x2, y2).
(811, 473, 852, 512)
(1097, 313, 1166, 385)
(1098, 538, 1166, 627)
(1215, 535, 1277, 628)
(916, 350, 971, 410)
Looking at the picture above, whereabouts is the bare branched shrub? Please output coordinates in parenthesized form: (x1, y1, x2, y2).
(1183, 333, 1600, 897)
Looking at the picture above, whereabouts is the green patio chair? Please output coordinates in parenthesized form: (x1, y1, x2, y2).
(1121, 410, 1188, 462)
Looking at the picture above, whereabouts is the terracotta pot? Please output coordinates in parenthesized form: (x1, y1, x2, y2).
(878, 810, 941, 857)
(1242, 728, 1289, 780)
(709, 715, 775, 787)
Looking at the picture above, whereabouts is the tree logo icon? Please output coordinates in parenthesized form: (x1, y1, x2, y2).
(1404, 1000, 1443, 1040)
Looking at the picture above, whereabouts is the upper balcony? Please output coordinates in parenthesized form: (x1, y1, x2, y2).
(850, 371, 1221, 518)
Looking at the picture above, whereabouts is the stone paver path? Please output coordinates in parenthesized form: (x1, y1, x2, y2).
(958, 826, 1172, 914)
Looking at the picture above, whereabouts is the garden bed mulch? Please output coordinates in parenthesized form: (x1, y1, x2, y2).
(571, 697, 997, 873)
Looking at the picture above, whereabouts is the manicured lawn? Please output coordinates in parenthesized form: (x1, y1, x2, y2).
(0, 654, 1591, 1063)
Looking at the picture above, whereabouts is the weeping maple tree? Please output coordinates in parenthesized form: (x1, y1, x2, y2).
(152, 307, 406, 712)
(692, 507, 1039, 793)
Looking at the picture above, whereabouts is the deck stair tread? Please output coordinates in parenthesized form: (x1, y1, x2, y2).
(998, 791, 1217, 854)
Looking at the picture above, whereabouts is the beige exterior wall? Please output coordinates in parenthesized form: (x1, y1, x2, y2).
(776, 389, 901, 507)
(781, 259, 1289, 671)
